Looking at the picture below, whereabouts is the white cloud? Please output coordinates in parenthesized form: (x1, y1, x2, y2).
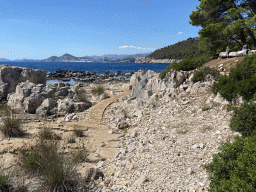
(119, 46, 153, 51)
(178, 32, 183, 35)
(119, 46, 129, 49)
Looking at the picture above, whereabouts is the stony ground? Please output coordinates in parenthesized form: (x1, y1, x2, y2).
(94, 91, 240, 192)
(0, 79, 240, 191)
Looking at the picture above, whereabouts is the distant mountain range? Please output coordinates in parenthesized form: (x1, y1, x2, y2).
(0, 58, 11, 62)
(0, 53, 152, 63)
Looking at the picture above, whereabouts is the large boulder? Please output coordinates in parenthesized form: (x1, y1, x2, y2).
(131, 70, 187, 100)
(36, 98, 57, 115)
(23, 94, 44, 114)
(130, 71, 144, 87)
(7, 81, 89, 116)
(0, 65, 46, 99)
(7, 81, 36, 111)
(57, 98, 75, 115)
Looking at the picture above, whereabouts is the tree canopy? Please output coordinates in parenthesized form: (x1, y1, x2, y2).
(190, 0, 256, 55)
(147, 37, 200, 60)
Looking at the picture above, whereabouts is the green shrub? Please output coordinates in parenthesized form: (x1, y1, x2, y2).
(0, 173, 10, 191)
(171, 54, 210, 71)
(159, 67, 171, 79)
(204, 133, 256, 191)
(192, 66, 221, 82)
(0, 110, 23, 138)
(212, 54, 256, 101)
(75, 88, 88, 102)
(92, 86, 105, 96)
(230, 101, 256, 137)
(159, 54, 210, 79)
(19, 140, 84, 191)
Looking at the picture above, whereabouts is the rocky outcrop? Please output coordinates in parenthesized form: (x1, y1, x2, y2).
(7, 81, 91, 116)
(129, 69, 232, 106)
(0, 65, 46, 99)
(131, 70, 190, 100)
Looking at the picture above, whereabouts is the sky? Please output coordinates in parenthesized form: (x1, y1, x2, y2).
(0, 0, 201, 60)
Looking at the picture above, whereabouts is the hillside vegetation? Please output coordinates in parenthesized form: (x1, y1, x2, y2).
(147, 37, 200, 59)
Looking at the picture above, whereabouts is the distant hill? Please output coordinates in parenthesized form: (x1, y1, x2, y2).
(0, 58, 10, 62)
(43, 54, 95, 62)
(147, 37, 200, 59)
(87, 52, 151, 60)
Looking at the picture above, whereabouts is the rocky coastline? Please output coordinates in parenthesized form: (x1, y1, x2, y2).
(0, 64, 240, 191)
(47, 69, 134, 84)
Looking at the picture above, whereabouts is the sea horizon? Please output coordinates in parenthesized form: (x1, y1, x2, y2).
(0, 61, 170, 74)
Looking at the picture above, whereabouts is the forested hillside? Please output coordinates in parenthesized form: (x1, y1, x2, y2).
(147, 37, 200, 59)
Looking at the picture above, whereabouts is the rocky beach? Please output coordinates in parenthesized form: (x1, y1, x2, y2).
(0, 61, 242, 191)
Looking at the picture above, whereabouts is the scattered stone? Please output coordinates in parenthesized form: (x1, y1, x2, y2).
(117, 121, 129, 129)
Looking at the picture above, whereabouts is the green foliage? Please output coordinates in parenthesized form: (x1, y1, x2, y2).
(19, 140, 84, 191)
(148, 37, 200, 59)
(204, 133, 256, 191)
(0, 109, 23, 138)
(0, 173, 10, 191)
(159, 66, 172, 79)
(192, 66, 221, 82)
(230, 102, 256, 137)
(201, 100, 210, 111)
(75, 88, 88, 102)
(189, 0, 256, 54)
(212, 54, 256, 101)
(168, 53, 210, 72)
(92, 86, 105, 96)
(159, 54, 211, 79)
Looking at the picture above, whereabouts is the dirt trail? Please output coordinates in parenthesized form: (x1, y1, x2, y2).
(73, 88, 132, 158)
(0, 88, 132, 164)
(84, 89, 132, 124)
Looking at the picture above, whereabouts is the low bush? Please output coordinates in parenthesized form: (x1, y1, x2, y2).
(19, 140, 85, 191)
(39, 127, 61, 140)
(212, 54, 256, 101)
(159, 54, 210, 79)
(0, 173, 10, 191)
(159, 66, 172, 79)
(91, 86, 105, 96)
(170, 54, 210, 71)
(73, 126, 84, 137)
(204, 133, 256, 191)
(230, 101, 256, 137)
(75, 88, 88, 102)
(0, 109, 23, 138)
(192, 66, 221, 82)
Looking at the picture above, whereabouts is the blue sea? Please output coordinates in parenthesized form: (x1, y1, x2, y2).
(0, 62, 169, 74)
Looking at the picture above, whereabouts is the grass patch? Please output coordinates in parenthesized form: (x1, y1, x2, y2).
(39, 127, 61, 140)
(67, 137, 76, 144)
(91, 86, 105, 96)
(152, 102, 156, 108)
(73, 126, 84, 137)
(19, 140, 85, 191)
(202, 100, 210, 111)
(0, 109, 23, 138)
(123, 128, 128, 135)
(75, 88, 88, 102)
(0, 173, 10, 191)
